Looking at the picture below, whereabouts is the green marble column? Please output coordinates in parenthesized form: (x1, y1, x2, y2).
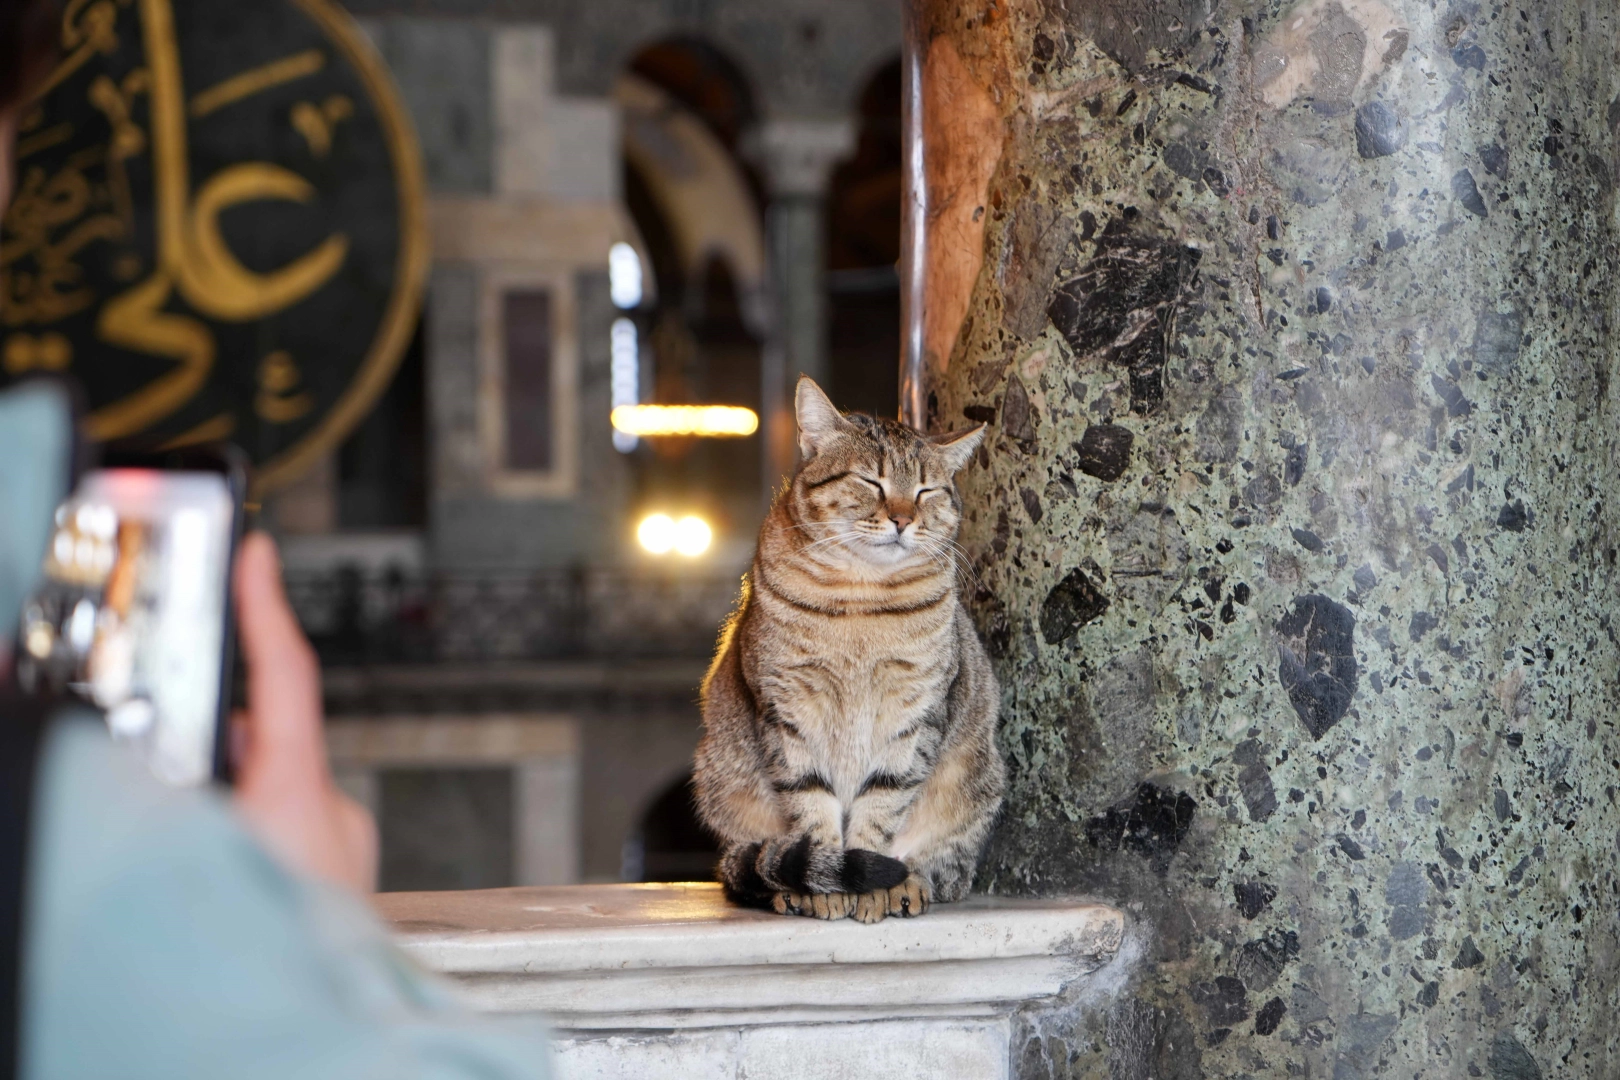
(914, 1, 1620, 1076)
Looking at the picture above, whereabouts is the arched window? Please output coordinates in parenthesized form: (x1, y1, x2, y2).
(622, 772, 719, 882)
(616, 39, 767, 553)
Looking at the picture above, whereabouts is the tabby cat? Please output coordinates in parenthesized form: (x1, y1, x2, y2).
(694, 377, 1004, 923)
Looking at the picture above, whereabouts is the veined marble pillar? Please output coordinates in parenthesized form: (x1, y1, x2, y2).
(756, 118, 855, 488)
(908, 0, 1620, 1077)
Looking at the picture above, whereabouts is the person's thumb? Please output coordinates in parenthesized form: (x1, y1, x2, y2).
(233, 532, 324, 778)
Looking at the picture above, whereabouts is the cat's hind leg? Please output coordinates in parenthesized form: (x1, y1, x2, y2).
(889, 611, 1005, 903)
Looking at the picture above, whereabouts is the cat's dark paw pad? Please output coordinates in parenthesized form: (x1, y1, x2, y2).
(841, 848, 909, 893)
(851, 874, 930, 924)
(888, 874, 930, 918)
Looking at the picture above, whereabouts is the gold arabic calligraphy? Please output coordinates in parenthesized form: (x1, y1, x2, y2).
(0, 0, 349, 440)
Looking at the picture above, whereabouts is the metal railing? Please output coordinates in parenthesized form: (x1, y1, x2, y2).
(284, 566, 739, 666)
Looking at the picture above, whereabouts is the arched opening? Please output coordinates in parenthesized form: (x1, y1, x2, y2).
(616, 40, 768, 557)
(825, 57, 902, 420)
(622, 771, 720, 882)
(628, 39, 761, 191)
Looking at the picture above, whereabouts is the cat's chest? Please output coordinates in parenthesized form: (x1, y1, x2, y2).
(823, 633, 945, 694)
(768, 609, 956, 723)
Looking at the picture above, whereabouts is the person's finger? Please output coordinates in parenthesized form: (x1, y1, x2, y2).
(229, 533, 375, 894)
(233, 533, 324, 774)
(334, 793, 379, 893)
(235, 532, 316, 701)
(229, 708, 251, 773)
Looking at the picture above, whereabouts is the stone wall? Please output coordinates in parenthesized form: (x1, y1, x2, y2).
(346, 6, 903, 571)
(357, 18, 634, 570)
(345, 0, 901, 119)
(917, 1, 1620, 1076)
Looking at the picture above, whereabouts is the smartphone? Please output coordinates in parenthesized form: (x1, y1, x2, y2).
(16, 445, 247, 786)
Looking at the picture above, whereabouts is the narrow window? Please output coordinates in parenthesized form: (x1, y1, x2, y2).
(609, 242, 643, 453)
(503, 289, 553, 471)
(610, 317, 639, 453)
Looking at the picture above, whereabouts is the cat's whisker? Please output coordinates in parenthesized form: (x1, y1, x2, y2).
(936, 535, 981, 576)
(924, 543, 973, 586)
(914, 532, 954, 562)
(918, 535, 982, 591)
(799, 531, 861, 558)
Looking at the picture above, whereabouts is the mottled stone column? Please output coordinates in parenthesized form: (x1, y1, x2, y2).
(912, 1, 1620, 1077)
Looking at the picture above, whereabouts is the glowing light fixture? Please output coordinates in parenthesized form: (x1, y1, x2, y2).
(638, 513, 677, 554)
(612, 405, 759, 438)
(673, 516, 713, 557)
(609, 243, 644, 453)
(637, 513, 713, 557)
(610, 317, 640, 453)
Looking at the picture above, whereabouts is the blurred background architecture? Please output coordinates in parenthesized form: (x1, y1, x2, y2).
(268, 0, 903, 890)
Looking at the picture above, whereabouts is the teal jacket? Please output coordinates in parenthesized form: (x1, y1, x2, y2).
(23, 714, 553, 1080)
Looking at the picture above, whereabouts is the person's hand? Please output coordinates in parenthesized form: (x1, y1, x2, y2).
(231, 532, 377, 894)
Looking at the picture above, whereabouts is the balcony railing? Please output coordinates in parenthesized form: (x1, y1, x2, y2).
(284, 566, 739, 665)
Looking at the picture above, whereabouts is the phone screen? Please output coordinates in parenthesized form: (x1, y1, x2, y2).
(17, 468, 237, 786)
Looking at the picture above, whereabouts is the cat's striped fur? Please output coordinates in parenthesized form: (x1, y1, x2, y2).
(694, 377, 1004, 923)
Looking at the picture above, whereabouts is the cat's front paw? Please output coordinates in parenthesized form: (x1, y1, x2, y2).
(852, 874, 931, 924)
(771, 890, 853, 920)
(890, 873, 930, 918)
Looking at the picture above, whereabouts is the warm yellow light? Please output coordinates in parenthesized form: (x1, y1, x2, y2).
(674, 515, 712, 557)
(637, 513, 713, 557)
(24, 623, 54, 659)
(611, 405, 759, 437)
(637, 513, 677, 554)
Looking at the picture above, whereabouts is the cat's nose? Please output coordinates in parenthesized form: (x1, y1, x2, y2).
(891, 514, 913, 532)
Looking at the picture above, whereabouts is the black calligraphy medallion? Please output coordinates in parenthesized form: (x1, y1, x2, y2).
(1, 0, 427, 493)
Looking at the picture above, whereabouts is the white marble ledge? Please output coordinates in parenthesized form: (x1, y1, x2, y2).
(379, 883, 1125, 1031)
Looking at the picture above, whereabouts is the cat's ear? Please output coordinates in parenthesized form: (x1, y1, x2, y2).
(795, 376, 845, 458)
(928, 424, 986, 474)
